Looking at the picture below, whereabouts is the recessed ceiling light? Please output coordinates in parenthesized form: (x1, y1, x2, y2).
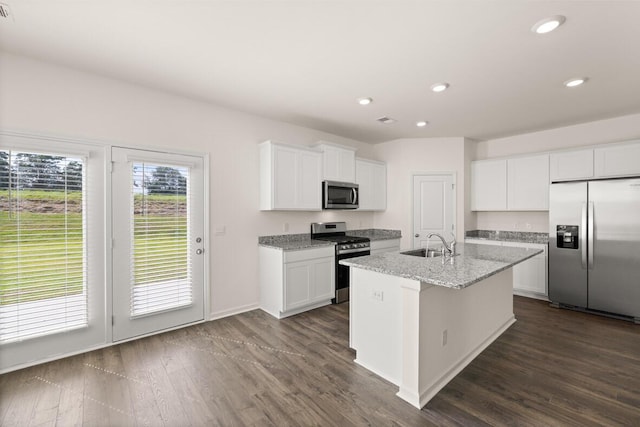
(376, 116, 396, 124)
(416, 121, 428, 127)
(357, 97, 373, 105)
(531, 15, 566, 34)
(431, 83, 449, 93)
(564, 77, 588, 88)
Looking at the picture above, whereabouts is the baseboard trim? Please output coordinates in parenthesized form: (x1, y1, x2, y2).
(209, 302, 260, 321)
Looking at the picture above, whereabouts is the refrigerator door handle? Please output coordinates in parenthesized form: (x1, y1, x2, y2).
(588, 201, 594, 270)
(581, 202, 588, 269)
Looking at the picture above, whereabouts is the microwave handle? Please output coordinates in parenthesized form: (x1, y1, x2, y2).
(352, 188, 358, 205)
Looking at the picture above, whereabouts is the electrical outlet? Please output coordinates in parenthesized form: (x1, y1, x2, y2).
(442, 329, 448, 346)
(372, 290, 384, 301)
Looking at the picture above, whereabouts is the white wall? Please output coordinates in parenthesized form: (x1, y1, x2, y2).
(472, 113, 640, 233)
(0, 52, 376, 319)
(372, 137, 469, 250)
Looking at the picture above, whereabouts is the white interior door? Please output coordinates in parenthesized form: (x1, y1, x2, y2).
(413, 174, 455, 249)
(112, 147, 205, 342)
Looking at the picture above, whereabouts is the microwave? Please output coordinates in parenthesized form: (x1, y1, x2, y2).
(323, 181, 359, 209)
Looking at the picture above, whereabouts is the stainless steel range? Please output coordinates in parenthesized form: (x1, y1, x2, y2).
(311, 222, 370, 304)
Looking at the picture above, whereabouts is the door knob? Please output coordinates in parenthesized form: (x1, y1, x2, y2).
(415, 234, 420, 238)
(196, 249, 204, 255)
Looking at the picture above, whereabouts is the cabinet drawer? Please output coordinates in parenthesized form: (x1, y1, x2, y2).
(284, 246, 334, 263)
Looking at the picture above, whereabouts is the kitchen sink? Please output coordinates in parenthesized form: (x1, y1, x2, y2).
(401, 248, 446, 257)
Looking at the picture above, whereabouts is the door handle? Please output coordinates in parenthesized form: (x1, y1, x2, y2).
(196, 249, 204, 255)
(352, 188, 358, 205)
(588, 202, 594, 270)
(581, 203, 587, 269)
(415, 234, 420, 238)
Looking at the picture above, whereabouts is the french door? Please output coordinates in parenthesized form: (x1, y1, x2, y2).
(111, 148, 205, 342)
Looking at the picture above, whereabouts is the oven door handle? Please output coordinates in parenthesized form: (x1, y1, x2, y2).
(337, 249, 370, 256)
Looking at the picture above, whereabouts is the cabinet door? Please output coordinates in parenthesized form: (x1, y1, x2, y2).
(503, 242, 547, 296)
(371, 162, 387, 210)
(320, 144, 356, 182)
(297, 150, 322, 210)
(337, 149, 356, 183)
(471, 159, 507, 211)
(272, 145, 299, 209)
(511, 255, 546, 295)
(284, 257, 334, 311)
(309, 257, 334, 301)
(356, 159, 387, 211)
(549, 149, 594, 182)
(507, 154, 549, 210)
(284, 261, 312, 311)
(594, 142, 640, 178)
(355, 160, 373, 210)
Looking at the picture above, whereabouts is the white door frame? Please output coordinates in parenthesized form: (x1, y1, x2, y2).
(111, 147, 207, 342)
(411, 172, 457, 249)
(0, 129, 210, 372)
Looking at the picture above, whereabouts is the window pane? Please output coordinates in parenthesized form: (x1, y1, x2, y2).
(0, 151, 87, 343)
(130, 163, 191, 317)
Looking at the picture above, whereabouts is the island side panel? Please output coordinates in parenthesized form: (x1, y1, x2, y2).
(398, 269, 516, 408)
(350, 267, 409, 385)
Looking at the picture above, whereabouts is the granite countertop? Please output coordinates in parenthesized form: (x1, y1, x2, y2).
(259, 229, 402, 250)
(345, 229, 402, 241)
(258, 233, 335, 250)
(465, 230, 549, 245)
(340, 242, 542, 289)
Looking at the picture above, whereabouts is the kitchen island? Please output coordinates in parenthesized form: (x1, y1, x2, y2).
(340, 243, 542, 409)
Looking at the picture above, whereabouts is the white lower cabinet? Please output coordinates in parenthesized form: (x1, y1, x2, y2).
(370, 238, 400, 255)
(465, 239, 548, 300)
(260, 245, 335, 319)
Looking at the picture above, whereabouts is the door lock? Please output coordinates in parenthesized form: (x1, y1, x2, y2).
(196, 237, 202, 243)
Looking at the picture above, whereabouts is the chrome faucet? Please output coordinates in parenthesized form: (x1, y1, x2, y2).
(426, 233, 456, 256)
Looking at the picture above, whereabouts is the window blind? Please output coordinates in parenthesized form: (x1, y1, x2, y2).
(0, 150, 87, 343)
(130, 163, 192, 317)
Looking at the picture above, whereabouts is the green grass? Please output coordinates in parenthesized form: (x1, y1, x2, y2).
(0, 189, 82, 202)
(1, 190, 188, 306)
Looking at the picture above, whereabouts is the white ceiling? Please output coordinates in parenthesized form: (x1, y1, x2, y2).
(1, 1, 640, 144)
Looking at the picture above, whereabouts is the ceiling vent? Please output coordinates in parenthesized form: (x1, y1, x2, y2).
(0, 3, 13, 20)
(376, 116, 396, 124)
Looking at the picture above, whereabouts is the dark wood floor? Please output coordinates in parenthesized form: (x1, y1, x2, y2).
(1, 296, 639, 426)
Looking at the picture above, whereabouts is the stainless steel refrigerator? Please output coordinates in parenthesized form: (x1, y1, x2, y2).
(549, 178, 640, 322)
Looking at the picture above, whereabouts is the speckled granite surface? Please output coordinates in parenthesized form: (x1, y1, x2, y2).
(259, 228, 402, 250)
(346, 229, 402, 241)
(465, 230, 549, 244)
(258, 233, 334, 250)
(340, 242, 542, 289)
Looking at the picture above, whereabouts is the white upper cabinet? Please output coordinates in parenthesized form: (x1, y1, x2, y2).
(356, 158, 387, 211)
(507, 154, 549, 210)
(594, 140, 640, 178)
(472, 154, 550, 211)
(260, 141, 322, 211)
(315, 142, 357, 183)
(471, 159, 507, 211)
(549, 149, 594, 182)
